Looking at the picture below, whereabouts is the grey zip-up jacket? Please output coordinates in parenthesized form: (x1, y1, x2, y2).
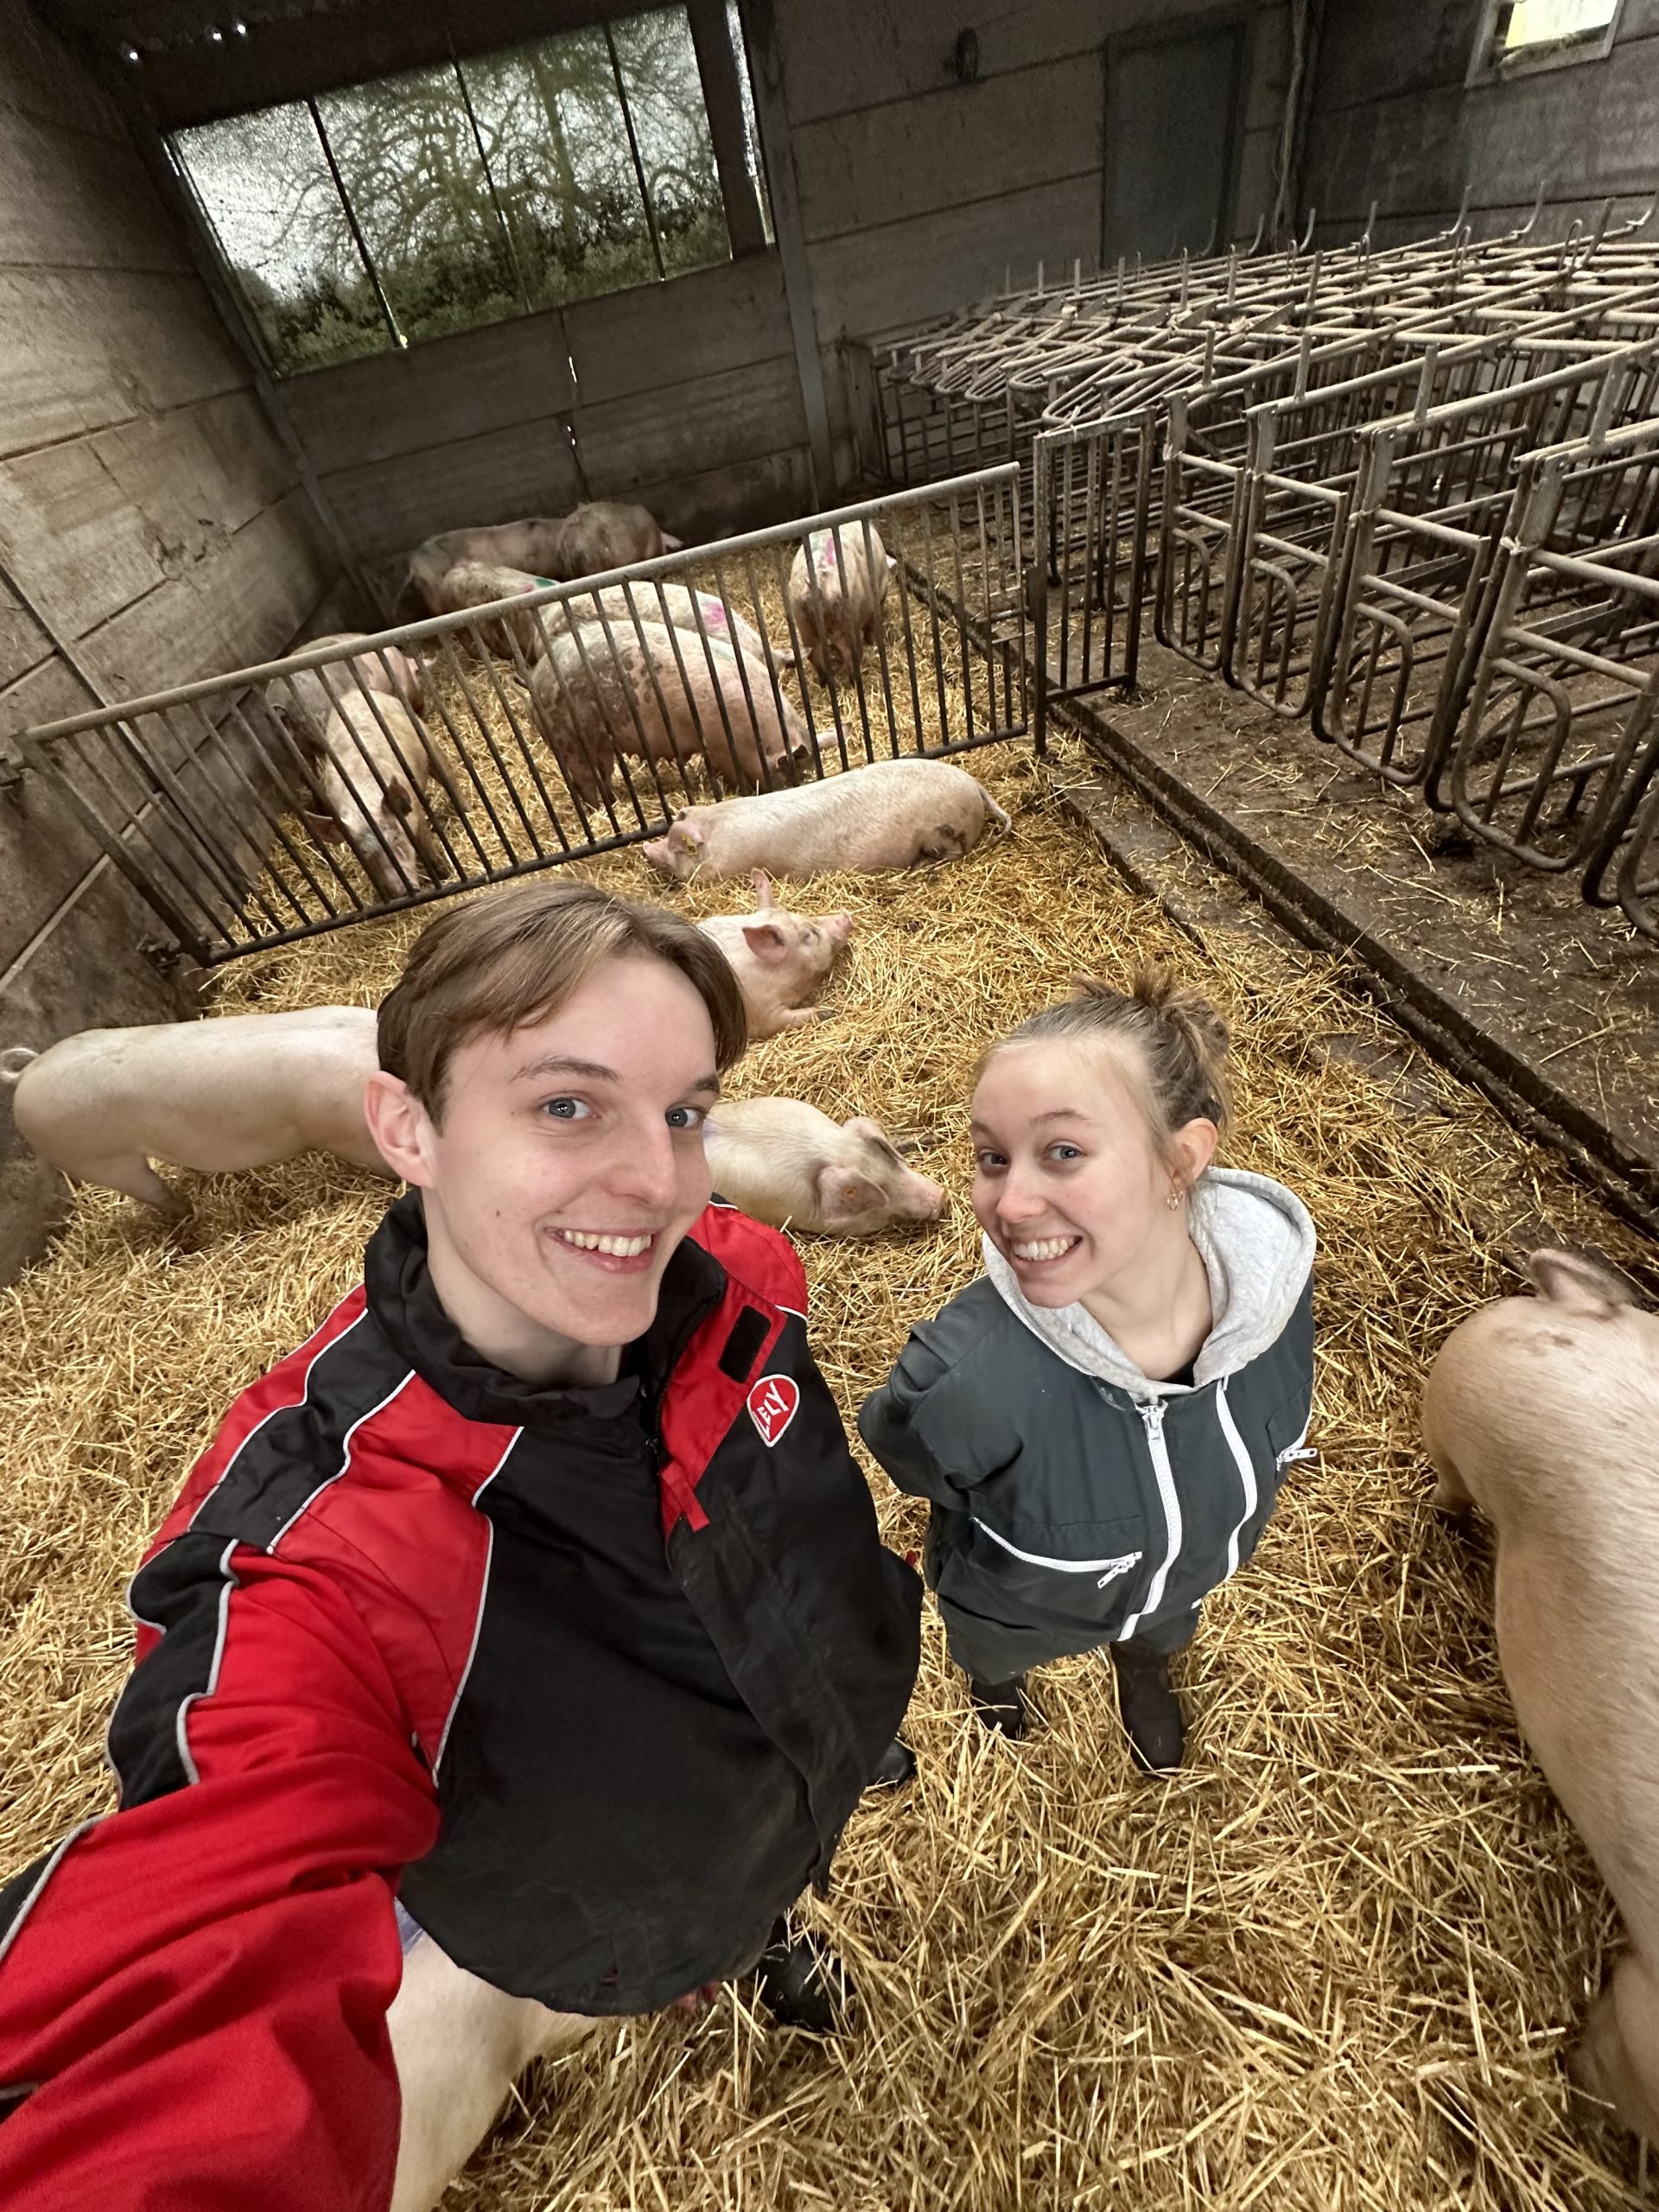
(857, 1169, 1316, 1669)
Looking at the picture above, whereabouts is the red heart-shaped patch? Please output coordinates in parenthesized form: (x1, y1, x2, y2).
(747, 1372, 800, 1448)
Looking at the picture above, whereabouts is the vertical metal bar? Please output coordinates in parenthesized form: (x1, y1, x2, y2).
(604, 21, 667, 282)
(451, 53, 534, 313)
(308, 96, 402, 346)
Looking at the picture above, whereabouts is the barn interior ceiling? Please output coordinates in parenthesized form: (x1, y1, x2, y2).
(30, 0, 656, 124)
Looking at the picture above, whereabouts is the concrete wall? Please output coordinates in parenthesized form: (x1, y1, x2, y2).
(762, 0, 1292, 474)
(0, 0, 337, 1282)
(1302, 0, 1659, 245)
(278, 252, 814, 603)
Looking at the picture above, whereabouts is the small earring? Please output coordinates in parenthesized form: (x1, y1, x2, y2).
(1166, 1187, 1183, 1211)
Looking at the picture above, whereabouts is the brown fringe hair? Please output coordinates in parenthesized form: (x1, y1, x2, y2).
(378, 880, 747, 1117)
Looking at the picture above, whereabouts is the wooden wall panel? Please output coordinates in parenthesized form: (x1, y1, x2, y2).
(0, 267, 249, 461)
(0, 0, 341, 1281)
(283, 252, 806, 566)
(315, 427, 588, 566)
(281, 316, 581, 479)
(563, 254, 796, 399)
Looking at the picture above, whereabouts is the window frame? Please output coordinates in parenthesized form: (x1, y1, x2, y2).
(162, 0, 770, 378)
(1466, 0, 1626, 88)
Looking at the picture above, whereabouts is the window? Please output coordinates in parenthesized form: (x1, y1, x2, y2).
(168, 6, 771, 375)
(1469, 0, 1624, 82)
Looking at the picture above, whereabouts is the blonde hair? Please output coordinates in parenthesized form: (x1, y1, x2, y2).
(980, 963, 1231, 1164)
(378, 879, 747, 1117)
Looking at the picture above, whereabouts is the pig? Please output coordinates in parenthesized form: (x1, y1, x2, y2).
(540, 579, 781, 671)
(400, 520, 568, 618)
(529, 620, 810, 805)
(276, 632, 426, 755)
(640, 757, 1012, 881)
(0, 1007, 390, 1216)
(431, 562, 549, 662)
(705, 1097, 944, 1237)
(786, 522, 897, 684)
(305, 692, 438, 899)
(550, 500, 682, 581)
(697, 871, 852, 1039)
(1421, 1249, 1659, 2141)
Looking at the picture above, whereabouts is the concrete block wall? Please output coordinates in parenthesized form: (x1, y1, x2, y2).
(1302, 0, 1659, 244)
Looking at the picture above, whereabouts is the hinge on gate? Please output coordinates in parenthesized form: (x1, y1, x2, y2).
(0, 747, 24, 803)
(139, 937, 187, 976)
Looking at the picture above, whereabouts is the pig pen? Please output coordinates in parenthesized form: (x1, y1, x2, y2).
(3, 728, 1658, 2207)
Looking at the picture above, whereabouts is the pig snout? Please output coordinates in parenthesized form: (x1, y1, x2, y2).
(898, 1171, 945, 1221)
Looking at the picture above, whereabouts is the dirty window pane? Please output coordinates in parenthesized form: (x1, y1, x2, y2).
(1502, 0, 1618, 48)
(610, 8, 730, 278)
(458, 30, 660, 310)
(171, 105, 391, 374)
(168, 3, 755, 373)
(315, 64, 524, 346)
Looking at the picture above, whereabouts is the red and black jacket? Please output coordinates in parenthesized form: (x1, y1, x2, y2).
(0, 1193, 920, 2212)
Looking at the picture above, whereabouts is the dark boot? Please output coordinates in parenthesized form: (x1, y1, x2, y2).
(968, 1673, 1029, 1738)
(1109, 1639, 1185, 1773)
(866, 1738, 917, 1790)
(753, 1919, 852, 2034)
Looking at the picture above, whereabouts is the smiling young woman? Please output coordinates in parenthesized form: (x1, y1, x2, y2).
(860, 966, 1316, 1773)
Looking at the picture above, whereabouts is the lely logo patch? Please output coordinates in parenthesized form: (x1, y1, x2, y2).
(747, 1373, 799, 1448)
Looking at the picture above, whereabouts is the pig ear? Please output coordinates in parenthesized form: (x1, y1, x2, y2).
(841, 1116, 885, 1142)
(817, 1163, 886, 1226)
(749, 868, 775, 910)
(303, 810, 346, 842)
(741, 921, 789, 962)
(677, 819, 705, 849)
(1525, 1248, 1637, 1315)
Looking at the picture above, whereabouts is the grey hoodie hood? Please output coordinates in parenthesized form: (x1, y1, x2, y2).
(982, 1166, 1315, 1397)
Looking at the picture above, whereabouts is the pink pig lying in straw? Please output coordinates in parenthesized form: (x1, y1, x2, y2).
(642, 758, 1010, 880)
(696, 873, 852, 1039)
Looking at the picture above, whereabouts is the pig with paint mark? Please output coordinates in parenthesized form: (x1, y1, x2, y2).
(0, 1007, 390, 1217)
(306, 692, 439, 899)
(1423, 1249, 1659, 2141)
(706, 1097, 944, 1237)
(696, 872, 852, 1039)
(786, 521, 896, 684)
(529, 621, 810, 804)
(642, 757, 1010, 880)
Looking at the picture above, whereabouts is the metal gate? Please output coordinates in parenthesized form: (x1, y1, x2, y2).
(21, 468, 1027, 965)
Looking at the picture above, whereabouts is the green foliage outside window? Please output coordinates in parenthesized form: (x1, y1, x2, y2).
(172, 7, 756, 375)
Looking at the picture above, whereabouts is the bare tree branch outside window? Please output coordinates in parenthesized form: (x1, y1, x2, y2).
(169, 5, 758, 375)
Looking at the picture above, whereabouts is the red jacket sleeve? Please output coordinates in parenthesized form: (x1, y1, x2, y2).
(0, 1541, 441, 2212)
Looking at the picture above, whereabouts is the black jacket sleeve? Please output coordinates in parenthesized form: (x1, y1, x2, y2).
(858, 1332, 980, 1507)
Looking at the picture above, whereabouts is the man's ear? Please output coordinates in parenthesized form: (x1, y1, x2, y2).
(740, 921, 789, 962)
(363, 1068, 435, 1187)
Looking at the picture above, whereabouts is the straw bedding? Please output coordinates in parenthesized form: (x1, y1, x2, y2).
(2, 721, 1656, 2210)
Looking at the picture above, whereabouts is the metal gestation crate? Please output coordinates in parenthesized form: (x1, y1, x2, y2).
(1317, 334, 1659, 790)
(1445, 426, 1659, 884)
(21, 469, 1027, 965)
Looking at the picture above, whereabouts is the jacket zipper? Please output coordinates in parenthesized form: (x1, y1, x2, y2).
(1119, 1395, 1183, 1640)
